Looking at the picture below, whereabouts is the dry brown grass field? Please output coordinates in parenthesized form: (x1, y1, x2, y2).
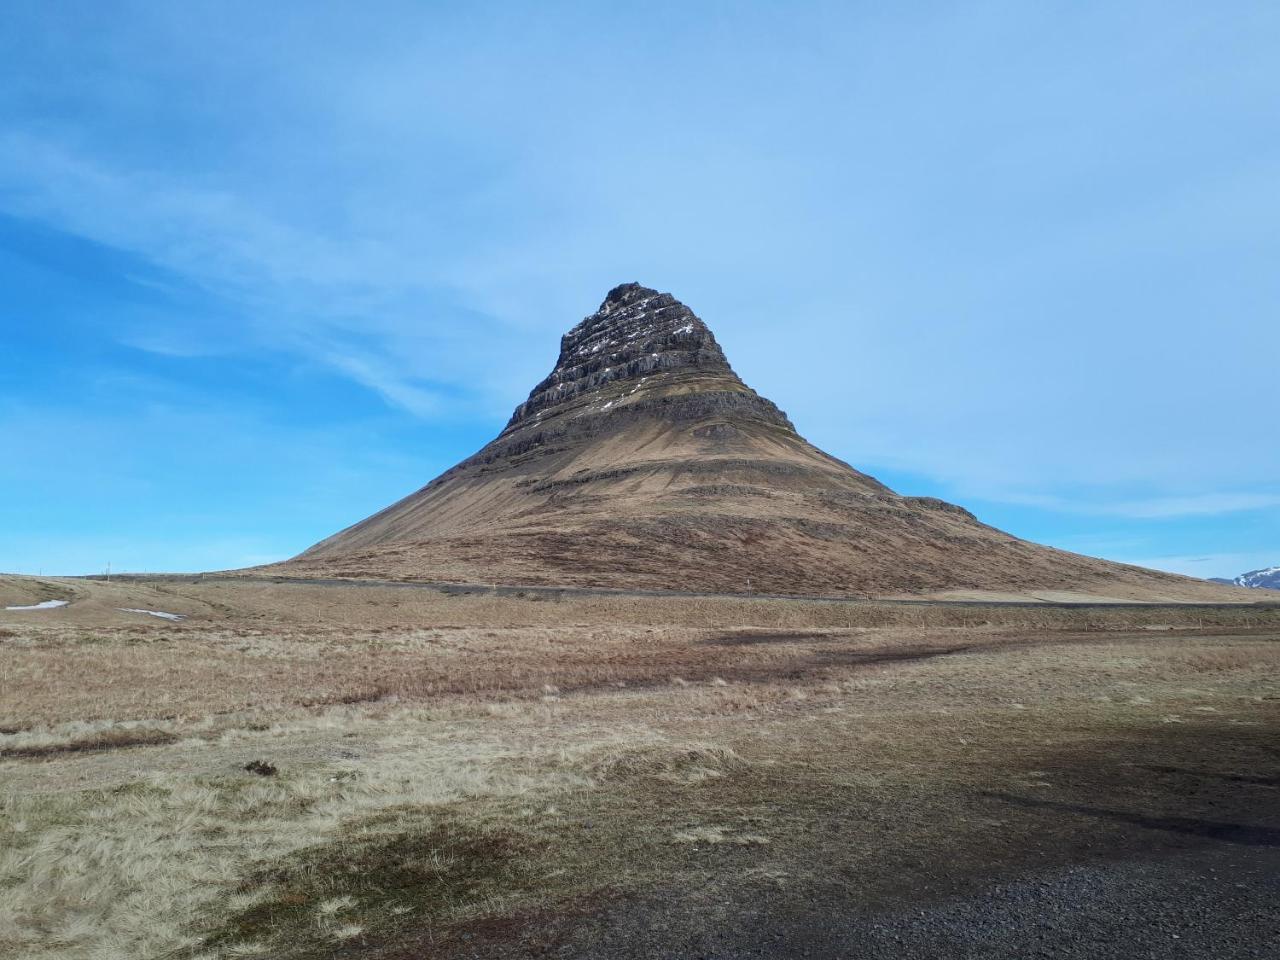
(1, 575, 1278, 959)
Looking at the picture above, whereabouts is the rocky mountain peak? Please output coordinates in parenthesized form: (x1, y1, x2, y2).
(600, 281, 651, 309)
(504, 283, 754, 433)
(559, 282, 728, 372)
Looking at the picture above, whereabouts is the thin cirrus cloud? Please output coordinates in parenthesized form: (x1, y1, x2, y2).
(320, 351, 444, 419)
(0, 130, 507, 418)
(999, 492, 1280, 521)
(1118, 552, 1280, 579)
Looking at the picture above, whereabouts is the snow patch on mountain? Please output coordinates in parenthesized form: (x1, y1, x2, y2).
(1232, 566, 1280, 590)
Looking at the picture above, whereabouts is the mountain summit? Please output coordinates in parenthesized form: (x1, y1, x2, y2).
(505, 282, 775, 431)
(281, 285, 1246, 601)
(479, 282, 825, 477)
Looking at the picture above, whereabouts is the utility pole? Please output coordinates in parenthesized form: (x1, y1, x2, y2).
(106, 561, 111, 584)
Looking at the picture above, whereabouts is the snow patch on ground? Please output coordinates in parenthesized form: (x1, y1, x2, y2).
(118, 608, 187, 622)
(5, 600, 69, 611)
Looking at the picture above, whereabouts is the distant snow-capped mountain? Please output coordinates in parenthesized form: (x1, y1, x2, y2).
(1211, 566, 1280, 590)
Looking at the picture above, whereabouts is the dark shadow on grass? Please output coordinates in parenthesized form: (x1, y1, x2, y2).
(703, 631, 979, 669)
(703, 631, 834, 646)
(1141, 764, 1280, 788)
(205, 819, 536, 958)
(0, 729, 179, 759)
(983, 791, 1280, 848)
(811, 644, 975, 669)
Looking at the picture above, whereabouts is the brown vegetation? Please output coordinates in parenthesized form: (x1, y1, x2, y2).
(1, 576, 1277, 959)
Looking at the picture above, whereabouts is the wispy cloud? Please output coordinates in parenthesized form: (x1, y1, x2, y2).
(997, 491, 1280, 520)
(1117, 551, 1278, 580)
(120, 333, 223, 359)
(0, 131, 512, 419)
(321, 351, 443, 418)
(0, 132, 400, 299)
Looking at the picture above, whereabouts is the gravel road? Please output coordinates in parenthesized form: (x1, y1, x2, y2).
(522, 843, 1280, 960)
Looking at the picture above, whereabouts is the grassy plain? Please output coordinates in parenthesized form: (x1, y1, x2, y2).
(1, 576, 1277, 959)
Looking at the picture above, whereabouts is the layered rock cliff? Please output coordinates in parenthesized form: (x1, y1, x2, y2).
(459, 283, 808, 471)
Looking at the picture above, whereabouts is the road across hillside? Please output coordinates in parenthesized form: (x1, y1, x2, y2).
(79, 572, 1279, 610)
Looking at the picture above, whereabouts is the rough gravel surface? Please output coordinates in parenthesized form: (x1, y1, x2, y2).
(521, 844, 1280, 959)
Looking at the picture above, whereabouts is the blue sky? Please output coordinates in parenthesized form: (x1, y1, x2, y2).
(1, 1, 1276, 578)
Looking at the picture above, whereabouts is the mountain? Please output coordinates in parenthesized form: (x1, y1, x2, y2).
(1212, 567, 1280, 590)
(276, 284, 1253, 601)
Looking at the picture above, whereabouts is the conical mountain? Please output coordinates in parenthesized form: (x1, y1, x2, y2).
(280, 284, 1247, 601)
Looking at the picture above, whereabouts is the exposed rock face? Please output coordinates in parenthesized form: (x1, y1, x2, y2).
(464, 282, 802, 470)
(508, 282, 779, 428)
(277, 284, 1254, 601)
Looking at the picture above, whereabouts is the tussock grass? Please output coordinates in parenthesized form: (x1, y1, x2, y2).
(671, 825, 770, 845)
(0, 700, 742, 960)
(586, 744, 749, 785)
